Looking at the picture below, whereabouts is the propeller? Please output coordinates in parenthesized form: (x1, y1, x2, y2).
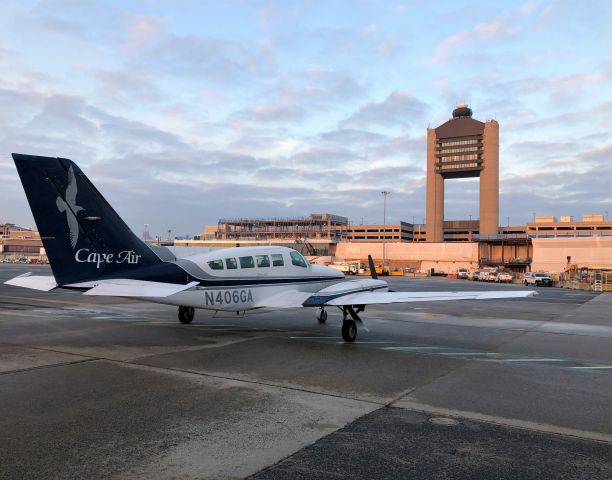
(367, 254, 395, 291)
(367, 255, 378, 280)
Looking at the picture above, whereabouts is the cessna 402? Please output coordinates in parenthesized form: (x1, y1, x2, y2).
(5, 154, 535, 342)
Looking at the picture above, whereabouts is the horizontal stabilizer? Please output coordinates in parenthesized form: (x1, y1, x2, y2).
(324, 290, 537, 306)
(4, 273, 57, 291)
(80, 279, 199, 298)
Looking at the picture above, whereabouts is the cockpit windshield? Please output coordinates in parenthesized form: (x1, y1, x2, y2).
(290, 251, 308, 268)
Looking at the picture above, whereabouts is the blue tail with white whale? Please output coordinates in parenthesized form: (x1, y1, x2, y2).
(12, 154, 162, 285)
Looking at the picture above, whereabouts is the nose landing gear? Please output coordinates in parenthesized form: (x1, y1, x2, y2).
(316, 308, 328, 323)
(178, 306, 195, 324)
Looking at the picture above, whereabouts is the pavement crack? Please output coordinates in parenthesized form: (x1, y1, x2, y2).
(117, 360, 386, 407)
(0, 357, 100, 376)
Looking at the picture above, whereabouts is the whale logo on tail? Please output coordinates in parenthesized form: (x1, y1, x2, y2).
(55, 165, 84, 249)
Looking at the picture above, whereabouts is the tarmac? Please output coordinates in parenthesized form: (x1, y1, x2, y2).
(1, 264, 611, 479)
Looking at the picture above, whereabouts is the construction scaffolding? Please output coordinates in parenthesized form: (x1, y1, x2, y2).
(216, 213, 349, 242)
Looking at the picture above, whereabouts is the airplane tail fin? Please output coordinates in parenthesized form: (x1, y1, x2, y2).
(12, 154, 162, 285)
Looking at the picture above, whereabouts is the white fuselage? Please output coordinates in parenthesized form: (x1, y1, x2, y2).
(145, 246, 345, 311)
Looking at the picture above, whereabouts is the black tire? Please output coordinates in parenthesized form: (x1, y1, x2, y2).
(524, 280, 528, 286)
(178, 306, 194, 324)
(316, 309, 328, 323)
(341, 320, 357, 342)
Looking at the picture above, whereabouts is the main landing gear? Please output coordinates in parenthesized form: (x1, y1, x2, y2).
(340, 305, 365, 343)
(178, 306, 195, 324)
(316, 305, 367, 343)
(316, 306, 365, 342)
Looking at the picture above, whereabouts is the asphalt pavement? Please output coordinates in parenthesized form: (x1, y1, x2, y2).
(1, 264, 611, 479)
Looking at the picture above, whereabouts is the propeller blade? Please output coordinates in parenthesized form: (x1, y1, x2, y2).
(367, 255, 378, 280)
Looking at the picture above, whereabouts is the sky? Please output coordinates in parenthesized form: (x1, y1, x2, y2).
(0, 0, 610, 238)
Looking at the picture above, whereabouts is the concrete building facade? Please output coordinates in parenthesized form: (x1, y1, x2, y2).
(426, 104, 499, 242)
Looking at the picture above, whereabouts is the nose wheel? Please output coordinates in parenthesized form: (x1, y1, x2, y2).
(178, 306, 195, 324)
(316, 308, 328, 323)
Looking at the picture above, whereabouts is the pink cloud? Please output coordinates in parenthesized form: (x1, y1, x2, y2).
(125, 14, 164, 50)
(427, 4, 534, 64)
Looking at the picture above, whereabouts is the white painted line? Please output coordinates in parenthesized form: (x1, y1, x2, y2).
(571, 366, 612, 369)
(383, 346, 442, 350)
(501, 358, 564, 362)
(335, 341, 391, 344)
(438, 352, 495, 356)
(290, 336, 342, 339)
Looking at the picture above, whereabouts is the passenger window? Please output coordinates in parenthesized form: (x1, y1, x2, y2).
(271, 254, 284, 267)
(239, 256, 255, 268)
(208, 259, 224, 270)
(290, 251, 308, 268)
(225, 258, 238, 269)
(256, 255, 270, 267)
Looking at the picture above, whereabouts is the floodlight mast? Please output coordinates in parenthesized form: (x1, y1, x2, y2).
(382, 191, 390, 274)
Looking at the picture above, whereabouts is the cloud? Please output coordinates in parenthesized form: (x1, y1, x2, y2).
(267, 69, 367, 109)
(318, 128, 389, 145)
(124, 14, 165, 51)
(427, 4, 532, 64)
(288, 146, 358, 167)
(95, 68, 164, 105)
(26, 94, 97, 137)
(341, 91, 428, 128)
(135, 33, 274, 86)
(17, 15, 86, 39)
(231, 105, 306, 124)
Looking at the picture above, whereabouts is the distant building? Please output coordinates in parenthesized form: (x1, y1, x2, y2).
(525, 214, 612, 238)
(0, 223, 19, 237)
(345, 222, 413, 242)
(0, 229, 44, 259)
(215, 213, 349, 242)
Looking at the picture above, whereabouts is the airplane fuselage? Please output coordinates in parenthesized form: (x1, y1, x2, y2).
(72, 246, 347, 311)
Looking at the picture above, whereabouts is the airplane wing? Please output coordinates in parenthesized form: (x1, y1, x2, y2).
(255, 278, 536, 309)
(4, 272, 57, 291)
(319, 289, 536, 306)
(254, 290, 312, 309)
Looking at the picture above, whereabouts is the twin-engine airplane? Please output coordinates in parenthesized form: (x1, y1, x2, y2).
(5, 154, 535, 342)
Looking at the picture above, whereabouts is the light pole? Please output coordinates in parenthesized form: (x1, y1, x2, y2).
(381, 191, 390, 274)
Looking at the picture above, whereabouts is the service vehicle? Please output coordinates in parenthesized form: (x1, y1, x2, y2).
(495, 271, 513, 283)
(328, 262, 360, 275)
(524, 272, 553, 286)
(457, 268, 469, 279)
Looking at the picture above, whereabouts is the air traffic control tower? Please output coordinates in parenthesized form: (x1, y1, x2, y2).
(426, 104, 499, 242)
